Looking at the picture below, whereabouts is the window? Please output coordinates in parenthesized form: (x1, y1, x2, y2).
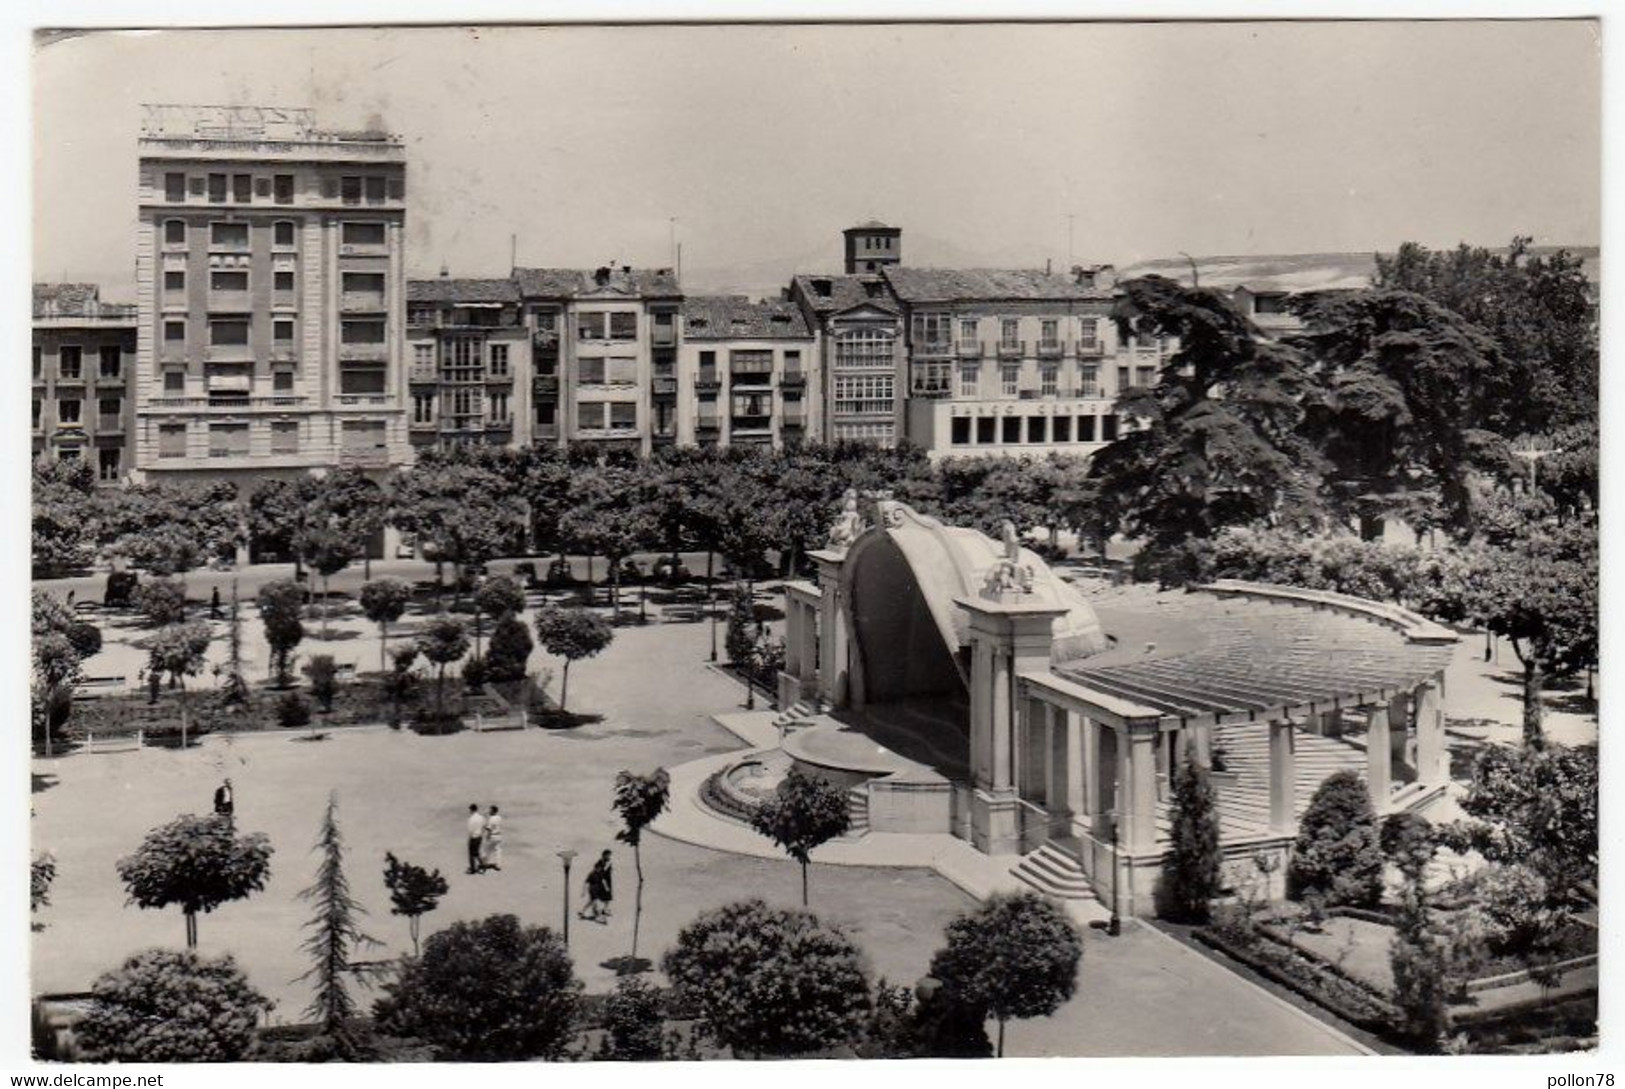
(340, 367, 387, 395)
(577, 401, 607, 430)
(163, 370, 185, 393)
(255, 177, 271, 199)
(274, 221, 296, 247)
(959, 319, 978, 341)
(33, 347, 41, 379)
(59, 399, 81, 424)
(413, 343, 435, 371)
(951, 417, 971, 445)
(577, 358, 605, 384)
(1001, 365, 1019, 397)
(32, 400, 40, 429)
(446, 339, 480, 371)
(489, 344, 509, 376)
(208, 174, 227, 203)
(1102, 415, 1118, 441)
(98, 447, 121, 482)
(536, 400, 557, 426)
(340, 420, 387, 453)
(271, 422, 299, 454)
(274, 174, 294, 204)
(1079, 365, 1099, 398)
(273, 370, 295, 392)
(274, 319, 295, 343)
(959, 365, 980, 398)
(609, 403, 637, 430)
(210, 319, 249, 346)
(209, 423, 250, 459)
(164, 319, 186, 343)
(577, 313, 607, 340)
(164, 219, 186, 246)
(165, 173, 186, 202)
(977, 417, 996, 444)
(341, 320, 386, 344)
(1054, 416, 1072, 443)
(697, 351, 717, 382)
(1002, 417, 1021, 444)
(58, 346, 82, 380)
(835, 329, 894, 369)
(913, 362, 952, 396)
(412, 394, 435, 424)
(488, 391, 510, 423)
(911, 313, 952, 349)
(341, 176, 362, 205)
(210, 270, 249, 293)
(1040, 319, 1059, 345)
(730, 350, 774, 376)
(1040, 365, 1058, 397)
(1137, 366, 1157, 389)
(100, 346, 121, 379)
(365, 176, 387, 204)
(1079, 318, 1100, 352)
(1027, 416, 1047, 443)
(274, 270, 295, 293)
(1116, 366, 1131, 392)
(232, 175, 253, 203)
(164, 270, 185, 293)
(1001, 318, 1020, 348)
(784, 350, 802, 374)
(1078, 415, 1096, 442)
(832, 373, 894, 415)
(210, 222, 249, 249)
(608, 312, 637, 340)
(341, 222, 386, 247)
(342, 271, 385, 297)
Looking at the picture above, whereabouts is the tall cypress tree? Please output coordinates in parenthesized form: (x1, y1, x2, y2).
(1154, 740, 1223, 923)
(298, 792, 379, 1056)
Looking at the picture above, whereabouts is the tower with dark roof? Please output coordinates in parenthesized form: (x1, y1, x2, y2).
(842, 221, 902, 275)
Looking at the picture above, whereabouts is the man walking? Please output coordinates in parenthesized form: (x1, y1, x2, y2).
(466, 804, 487, 875)
(213, 778, 234, 819)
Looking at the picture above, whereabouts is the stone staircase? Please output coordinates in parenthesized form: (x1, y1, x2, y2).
(1011, 841, 1094, 899)
(773, 698, 819, 735)
(1180, 721, 1368, 839)
(845, 786, 870, 838)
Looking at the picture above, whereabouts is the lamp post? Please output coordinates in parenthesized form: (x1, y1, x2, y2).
(1107, 810, 1122, 937)
(557, 849, 577, 945)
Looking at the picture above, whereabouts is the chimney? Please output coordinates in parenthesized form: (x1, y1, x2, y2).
(594, 266, 611, 286)
(439, 264, 450, 279)
(1045, 258, 1052, 276)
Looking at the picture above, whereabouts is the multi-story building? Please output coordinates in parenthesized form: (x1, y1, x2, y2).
(678, 297, 817, 448)
(406, 276, 531, 451)
(885, 264, 1154, 459)
(843, 220, 902, 275)
(511, 265, 682, 454)
(1231, 285, 1304, 339)
(33, 284, 138, 483)
(133, 104, 411, 483)
(787, 272, 906, 447)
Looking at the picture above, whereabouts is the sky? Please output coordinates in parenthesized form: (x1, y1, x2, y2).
(32, 20, 1602, 300)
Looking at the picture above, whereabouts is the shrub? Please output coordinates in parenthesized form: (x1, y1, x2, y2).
(75, 949, 271, 1062)
(1380, 811, 1437, 885)
(133, 577, 187, 627)
(724, 584, 756, 666)
(304, 654, 339, 713)
(373, 914, 580, 1060)
(1389, 892, 1452, 1053)
(65, 620, 102, 660)
(599, 975, 665, 1061)
(258, 579, 306, 687)
(1288, 770, 1384, 908)
(662, 899, 871, 1059)
(278, 691, 313, 730)
(31, 853, 56, 913)
(485, 613, 534, 683)
(462, 655, 489, 692)
(475, 574, 526, 622)
(1155, 746, 1223, 923)
(1473, 864, 1556, 957)
(104, 570, 139, 608)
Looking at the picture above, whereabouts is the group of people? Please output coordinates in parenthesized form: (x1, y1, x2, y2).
(465, 804, 505, 874)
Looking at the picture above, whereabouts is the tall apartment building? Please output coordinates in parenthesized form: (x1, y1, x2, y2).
(884, 265, 1149, 459)
(406, 277, 531, 451)
(787, 272, 906, 447)
(678, 297, 817, 448)
(134, 104, 411, 484)
(33, 284, 138, 483)
(511, 265, 682, 455)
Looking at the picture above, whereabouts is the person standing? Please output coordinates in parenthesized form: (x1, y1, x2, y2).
(582, 849, 613, 922)
(466, 804, 487, 875)
(481, 805, 504, 872)
(209, 586, 222, 620)
(212, 779, 234, 819)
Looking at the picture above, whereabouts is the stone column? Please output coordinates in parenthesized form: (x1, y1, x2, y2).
(1067, 711, 1087, 821)
(1080, 714, 1100, 825)
(1414, 679, 1446, 786)
(1190, 722, 1213, 767)
(811, 551, 849, 708)
(1268, 718, 1297, 834)
(970, 639, 995, 791)
(1123, 724, 1160, 855)
(800, 600, 818, 683)
(1366, 704, 1392, 810)
(1049, 705, 1071, 817)
(990, 648, 1012, 790)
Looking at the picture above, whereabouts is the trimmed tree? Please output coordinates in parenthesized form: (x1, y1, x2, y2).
(31, 853, 57, 915)
(359, 577, 412, 675)
(599, 974, 666, 1060)
(662, 899, 872, 1058)
(750, 767, 851, 906)
(383, 852, 448, 957)
(1287, 770, 1384, 908)
(146, 620, 213, 749)
(612, 768, 671, 962)
(75, 949, 272, 1062)
(382, 645, 421, 729)
(1380, 811, 1438, 887)
(928, 892, 1083, 1057)
(115, 814, 273, 949)
(485, 612, 534, 683)
(304, 653, 339, 714)
(297, 793, 379, 1055)
(133, 577, 188, 627)
(473, 574, 526, 656)
(373, 914, 580, 1060)
(533, 605, 613, 713)
(258, 579, 306, 687)
(1154, 744, 1223, 923)
(415, 615, 470, 718)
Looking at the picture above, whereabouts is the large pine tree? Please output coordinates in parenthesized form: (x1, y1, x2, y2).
(1154, 742, 1223, 923)
(298, 792, 379, 1056)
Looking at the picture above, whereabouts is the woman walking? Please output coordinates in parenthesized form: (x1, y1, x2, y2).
(480, 805, 504, 872)
(581, 849, 613, 922)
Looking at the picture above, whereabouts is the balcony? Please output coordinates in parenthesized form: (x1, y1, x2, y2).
(409, 417, 437, 431)
(1037, 339, 1065, 359)
(98, 416, 124, 433)
(205, 343, 254, 364)
(270, 346, 300, 364)
(652, 376, 678, 397)
(915, 341, 954, 360)
(651, 326, 677, 348)
(956, 340, 984, 359)
(336, 393, 392, 407)
(338, 343, 389, 363)
(209, 292, 252, 313)
(695, 373, 721, 392)
(341, 293, 388, 313)
(338, 448, 391, 468)
(410, 365, 438, 383)
(1075, 340, 1105, 358)
(533, 374, 560, 396)
(996, 340, 1025, 359)
(54, 372, 86, 387)
(145, 395, 310, 411)
(780, 369, 807, 387)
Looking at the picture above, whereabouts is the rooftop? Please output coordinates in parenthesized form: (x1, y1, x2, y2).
(791, 273, 899, 314)
(882, 266, 1114, 304)
(846, 220, 899, 233)
(33, 283, 136, 322)
(139, 104, 399, 145)
(682, 296, 811, 340)
(407, 278, 521, 304)
(511, 266, 681, 300)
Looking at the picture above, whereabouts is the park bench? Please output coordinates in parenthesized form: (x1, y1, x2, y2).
(72, 675, 128, 700)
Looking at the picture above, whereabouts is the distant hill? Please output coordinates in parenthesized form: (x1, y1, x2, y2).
(1120, 245, 1600, 293)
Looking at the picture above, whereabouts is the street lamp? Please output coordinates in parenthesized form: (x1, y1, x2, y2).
(1107, 809, 1122, 937)
(557, 849, 577, 945)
